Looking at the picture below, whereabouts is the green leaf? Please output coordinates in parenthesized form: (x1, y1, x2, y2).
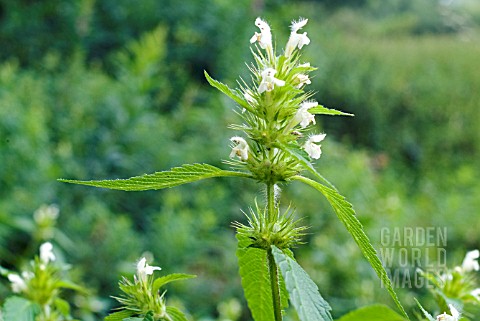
(152, 273, 196, 294)
(204, 71, 253, 113)
(54, 298, 71, 316)
(2, 296, 39, 321)
(166, 306, 189, 321)
(104, 309, 135, 321)
(59, 163, 251, 191)
(271, 246, 332, 321)
(336, 304, 407, 321)
(236, 234, 275, 321)
(143, 311, 154, 321)
(55, 280, 87, 293)
(292, 175, 410, 320)
(309, 105, 353, 117)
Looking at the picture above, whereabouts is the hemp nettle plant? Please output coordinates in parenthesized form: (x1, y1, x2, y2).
(59, 17, 419, 321)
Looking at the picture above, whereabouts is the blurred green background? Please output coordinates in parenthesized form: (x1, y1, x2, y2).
(1, 0, 479, 320)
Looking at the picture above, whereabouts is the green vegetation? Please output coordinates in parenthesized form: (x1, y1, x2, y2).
(1, 0, 479, 320)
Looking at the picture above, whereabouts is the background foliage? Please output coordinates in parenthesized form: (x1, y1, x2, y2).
(1, 0, 479, 320)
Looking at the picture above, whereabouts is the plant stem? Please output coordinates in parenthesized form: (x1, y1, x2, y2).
(267, 248, 283, 321)
(266, 182, 282, 321)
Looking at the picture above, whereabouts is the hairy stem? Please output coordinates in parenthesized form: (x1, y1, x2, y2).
(266, 182, 282, 321)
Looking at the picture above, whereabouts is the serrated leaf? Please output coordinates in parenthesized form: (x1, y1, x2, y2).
(2, 296, 39, 321)
(59, 163, 251, 191)
(271, 246, 332, 321)
(104, 309, 135, 321)
(336, 304, 407, 321)
(166, 306, 189, 321)
(292, 175, 410, 320)
(204, 71, 253, 113)
(309, 105, 353, 117)
(152, 273, 196, 294)
(236, 234, 275, 321)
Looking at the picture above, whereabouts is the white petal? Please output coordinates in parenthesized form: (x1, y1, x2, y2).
(300, 101, 318, 109)
(297, 33, 311, 49)
(8, 274, 27, 293)
(305, 142, 321, 159)
(310, 133, 326, 143)
(230, 137, 249, 161)
(145, 264, 161, 275)
(40, 242, 55, 265)
(462, 249, 480, 271)
(258, 82, 267, 93)
(291, 18, 308, 32)
(255, 18, 270, 32)
(449, 304, 460, 319)
(274, 78, 285, 87)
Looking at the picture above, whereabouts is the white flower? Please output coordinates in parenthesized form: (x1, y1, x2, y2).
(285, 18, 310, 57)
(8, 274, 27, 293)
(249, 17, 272, 50)
(436, 304, 460, 321)
(294, 101, 317, 128)
(40, 242, 55, 266)
(258, 68, 285, 93)
(229, 137, 249, 161)
(33, 204, 59, 224)
(461, 249, 479, 272)
(244, 90, 256, 104)
(303, 134, 326, 159)
(471, 288, 480, 300)
(295, 74, 311, 88)
(137, 257, 161, 283)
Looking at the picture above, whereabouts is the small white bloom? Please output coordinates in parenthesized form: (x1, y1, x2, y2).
(39, 242, 55, 266)
(8, 274, 27, 293)
(471, 288, 480, 300)
(250, 17, 272, 50)
(229, 137, 249, 161)
(294, 101, 317, 128)
(298, 62, 311, 68)
(22, 271, 34, 281)
(33, 204, 59, 224)
(285, 18, 310, 57)
(461, 249, 479, 272)
(303, 134, 326, 159)
(436, 304, 460, 321)
(244, 90, 256, 104)
(295, 74, 311, 88)
(258, 68, 285, 93)
(137, 257, 161, 283)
